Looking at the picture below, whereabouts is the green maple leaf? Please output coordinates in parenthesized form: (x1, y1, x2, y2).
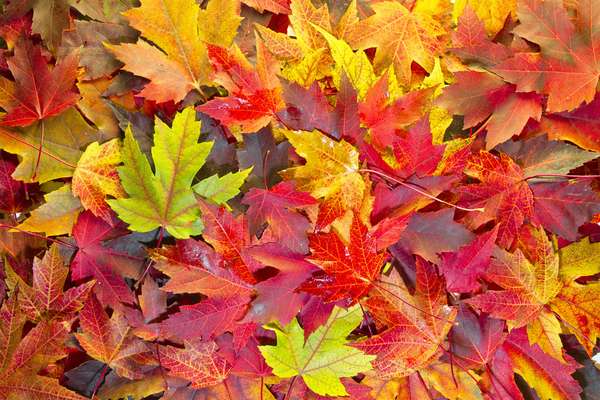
(259, 305, 375, 396)
(108, 107, 213, 239)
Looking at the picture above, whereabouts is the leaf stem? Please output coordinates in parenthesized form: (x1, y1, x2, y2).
(524, 173, 600, 181)
(284, 376, 297, 400)
(360, 168, 484, 212)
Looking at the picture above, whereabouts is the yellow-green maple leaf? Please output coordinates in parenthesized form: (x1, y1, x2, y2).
(259, 305, 375, 396)
(108, 107, 212, 239)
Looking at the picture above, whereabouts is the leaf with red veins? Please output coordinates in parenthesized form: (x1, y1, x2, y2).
(503, 328, 582, 400)
(6, 244, 94, 322)
(197, 44, 283, 133)
(450, 306, 506, 370)
(75, 295, 152, 380)
(242, 181, 316, 253)
(0, 40, 79, 127)
(458, 151, 534, 248)
(160, 296, 249, 341)
(244, 242, 317, 324)
(72, 211, 144, 306)
(492, 0, 600, 113)
(354, 259, 456, 378)
(276, 81, 336, 135)
(159, 340, 231, 389)
(391, 117, 445, 178)
(300, 215, 387, 303)
(531, 180, 600, 241)
(359, 74, 433, 149)
(150, 238, 254, 297)
(451, 6, 512, 66)
(199, 201, 260, 284)
(229, 336, 273, 378)
(0, 291, 25, 371)
(466, 230, 562, 329)
(395, 208, 474, 263)
(439, 225, 498, 293)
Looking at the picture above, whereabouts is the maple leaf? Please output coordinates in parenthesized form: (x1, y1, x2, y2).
(75, 295, 152, 379)
(198, 201, 260, 284)
(259, 304, 375, 396)
(72, 211, 144, 306)
(492, 0, 600, 112)
(0, 153, 32, 213)
(160, 296, 249, 341)
(197, 44, 283, 133)
(503, 328, 582, 400)
(355, 260, 457, 378)
(15, 184, 83, 236)
(106, 0, 209, 103)
(458, 151, 534, 248)
(0, 292, 85, 400)
(72, 139, 124, 223)
(244, 242, 317, 324)
(453, 0, 517, 35)
(439, 225, 498, 293)
(344, 1, 443, 83)
(5, 244, 94, 322)
(108, 107, 212, 238)
(467, 226, 562, 329)
(281, 129, 365, 226)
(150, 238, 254, 298)
(159, 340, 231, 389)
(301, 215, 387, 303)
(0, 108, 102, 183)
(437, 71, 542, 149)
(242, 181, 316, 253)
(450, 306, 506, 370)
(451, 6, 513, 65)
(0, 40, 78, 127)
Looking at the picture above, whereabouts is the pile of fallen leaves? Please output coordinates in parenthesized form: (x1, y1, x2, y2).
(0, 0, 599, 398)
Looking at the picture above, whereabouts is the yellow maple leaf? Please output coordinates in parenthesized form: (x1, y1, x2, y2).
(344, 1, 444, 84)
(107, 0, 212, 102)
(280, 129, 365, 215)
(72, 139, 125, 222)
(453, 0, 517, 35)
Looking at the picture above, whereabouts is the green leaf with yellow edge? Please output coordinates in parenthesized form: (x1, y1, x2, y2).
(453, 0, 517, 35)
(108, 107, 212, 239)
(558, 237, 600, 283)
(193, 167, 252, 206)
(259, 305, 375, 396)
(0, 108, 102, 183)
(280, 129, 365, 216)
(16, 184, 83, 236)
(314, 25, 376, 99)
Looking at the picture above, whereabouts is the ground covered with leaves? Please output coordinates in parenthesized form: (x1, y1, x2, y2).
(0, 0, 600, 399)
